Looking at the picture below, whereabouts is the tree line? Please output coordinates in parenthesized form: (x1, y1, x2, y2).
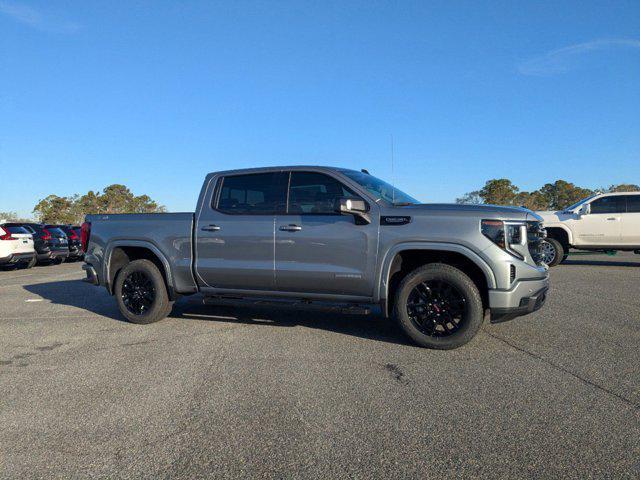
(1, 184, 165, 225)
(456, 180, 640, 210)
(3, 179, 638, 225)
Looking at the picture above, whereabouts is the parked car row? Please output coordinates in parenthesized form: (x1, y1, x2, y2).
(0, 223, 84, 269)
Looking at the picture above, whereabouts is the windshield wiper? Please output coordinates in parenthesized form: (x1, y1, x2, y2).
(393, 202, 416, 206)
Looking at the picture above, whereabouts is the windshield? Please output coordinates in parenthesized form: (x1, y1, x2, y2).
(340, 170, 419, 205)
(564, 194, 599, 211)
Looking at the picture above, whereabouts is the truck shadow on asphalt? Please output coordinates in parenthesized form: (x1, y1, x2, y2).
(562, 259, 639, 267)
(24, 280, 412, 346)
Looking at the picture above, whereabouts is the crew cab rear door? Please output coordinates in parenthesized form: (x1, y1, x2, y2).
(195, 172, 288, 291)
(274, 170, 379, 298)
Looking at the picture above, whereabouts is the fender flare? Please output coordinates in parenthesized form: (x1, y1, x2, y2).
(376, 242, 497, 312)
(103, 240, 175, 295)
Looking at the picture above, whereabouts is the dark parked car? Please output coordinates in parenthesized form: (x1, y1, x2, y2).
(47, 224, 84, 261)
(15, 223, 70, 264)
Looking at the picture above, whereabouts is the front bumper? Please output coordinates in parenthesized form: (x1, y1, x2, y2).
(489, 276, 549, 323)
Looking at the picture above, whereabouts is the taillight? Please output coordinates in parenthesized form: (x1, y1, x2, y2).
(81, 222, 91, 252)
(0, 227, 13, 240)
(42, 229, 52, 241)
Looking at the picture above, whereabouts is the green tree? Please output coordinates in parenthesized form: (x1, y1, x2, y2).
(538, 180, 593, 210)
(455, 190, 483, 204)
(33, 185, 166, 224)
(33, 195, 76, 224)
(513, 191, 549, 210)
(607, 183, 640, 192)
(0, 211, 33, 222)
(479, 179, 519, 205)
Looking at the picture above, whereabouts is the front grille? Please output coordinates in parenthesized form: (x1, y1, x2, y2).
(526, 221, 546, 266)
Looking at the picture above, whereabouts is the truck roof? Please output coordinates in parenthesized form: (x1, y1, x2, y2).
(205, 165, 356, 178)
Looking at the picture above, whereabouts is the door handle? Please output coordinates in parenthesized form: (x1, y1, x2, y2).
(606, 217, 618, 221)
(279, 224, 302, 232)
(201, 224, 221, 231)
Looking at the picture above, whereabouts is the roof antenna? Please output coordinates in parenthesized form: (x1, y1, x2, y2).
(390, 134, 395, 204)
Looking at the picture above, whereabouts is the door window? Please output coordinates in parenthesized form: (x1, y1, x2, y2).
(624, 195, 640, 213)
(288, 172, 359, 214)
(216, 173, 288, 214)
(590, 196, 625, 214)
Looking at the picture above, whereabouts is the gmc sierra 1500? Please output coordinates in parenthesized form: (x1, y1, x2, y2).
(82, 166, 549, 349)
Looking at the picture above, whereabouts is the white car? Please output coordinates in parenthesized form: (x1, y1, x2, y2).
(0, 224, 37, 269)
(536, 192, 640, 266)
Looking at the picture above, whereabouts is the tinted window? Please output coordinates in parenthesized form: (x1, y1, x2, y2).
(288, 172, 360, 214)
(3, 225, 29, 234)
(340, 169, 419, 205)
(590, 196, 625, 214)
(624, 195, 640, 213)
(217, 173, 287, 214)
(44, 227, 67, 237)
(26, 224, 44, 234)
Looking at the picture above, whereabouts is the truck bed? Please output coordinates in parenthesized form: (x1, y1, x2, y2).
(85, 213, 197, 294)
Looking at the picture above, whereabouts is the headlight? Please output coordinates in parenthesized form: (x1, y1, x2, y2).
(481, 220, 525, 259)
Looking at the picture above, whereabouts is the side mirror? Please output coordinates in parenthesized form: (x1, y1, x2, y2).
(579, 204, 591, 216)
(335, 197, 370, 224)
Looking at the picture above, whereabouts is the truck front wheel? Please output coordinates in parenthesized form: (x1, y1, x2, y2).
(114, 259, 173, 324)
(540, 238, 565, 267)
(393, 264, 484, 350)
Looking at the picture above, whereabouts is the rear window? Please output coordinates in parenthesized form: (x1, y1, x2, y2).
(2, 225, 30, 234)
(25, 224, 44, 234)
(45, 227, 67, 237)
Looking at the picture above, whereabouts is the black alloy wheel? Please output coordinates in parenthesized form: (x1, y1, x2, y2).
(121, 271, 156, 315)
(406, 280, 467, 337)
(393, 263, 484, 349)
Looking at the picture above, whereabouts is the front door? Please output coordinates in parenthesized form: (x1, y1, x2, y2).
(274, 171, 379, 297)
(573, 196, 624, 246)
(195, 172, 288, 290)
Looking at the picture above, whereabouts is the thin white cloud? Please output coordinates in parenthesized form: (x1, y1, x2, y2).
(0, 0, 80, 33)
(518, 38, 640, 76)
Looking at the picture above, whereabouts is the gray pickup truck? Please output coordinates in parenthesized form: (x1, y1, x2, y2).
(82, 166, 549, 349)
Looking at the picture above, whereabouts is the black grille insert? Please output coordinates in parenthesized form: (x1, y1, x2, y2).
(527, 221, 546, 266)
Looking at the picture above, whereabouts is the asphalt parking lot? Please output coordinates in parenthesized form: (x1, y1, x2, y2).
(1, 254, 638, 478)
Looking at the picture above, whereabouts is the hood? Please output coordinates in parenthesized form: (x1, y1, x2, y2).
(536, 210, 574, 223)
(392, 203, 542, 222)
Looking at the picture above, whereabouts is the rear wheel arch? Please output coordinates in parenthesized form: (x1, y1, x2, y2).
(106, 243, 176, 300)
(379, 244, 494, 317)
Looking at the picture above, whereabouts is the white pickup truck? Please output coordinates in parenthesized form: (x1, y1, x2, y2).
(537, 191, 640, 266)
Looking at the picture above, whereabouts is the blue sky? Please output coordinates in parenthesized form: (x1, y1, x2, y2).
(1, 1, 638, 217)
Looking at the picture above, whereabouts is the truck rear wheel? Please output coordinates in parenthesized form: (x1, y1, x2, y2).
(540, 238, 564, 267)
(393, 263, 484, 350)
(114, 259, 173, 324)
